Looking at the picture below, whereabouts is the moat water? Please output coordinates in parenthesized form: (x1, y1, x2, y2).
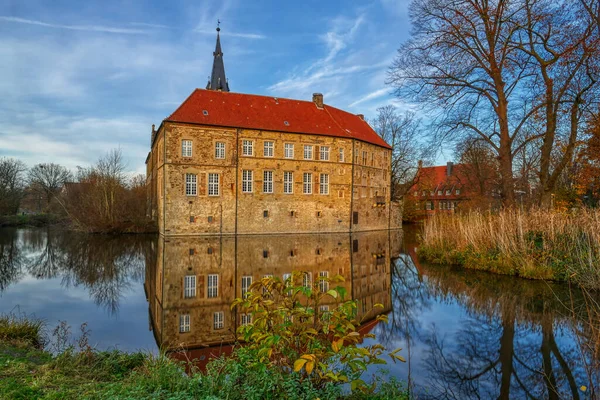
(0, 226, 597, 399)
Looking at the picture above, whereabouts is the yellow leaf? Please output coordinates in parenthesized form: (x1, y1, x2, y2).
(306, 360, 314, 375)
(294, 358, 307, 372)
(581, 386, 587, 392)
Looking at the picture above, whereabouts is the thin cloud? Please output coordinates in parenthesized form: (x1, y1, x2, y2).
(0, 16, 149, 34)
(129, 22, 171, 29)
(348, 88, 389, 107)
(194, 28, 266, 39)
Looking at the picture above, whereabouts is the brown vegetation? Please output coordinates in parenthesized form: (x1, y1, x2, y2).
(419, 208, 600, 289)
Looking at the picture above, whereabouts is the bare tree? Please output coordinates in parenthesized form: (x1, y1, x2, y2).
(372, 105, 424, 200)
(0, 157, 27, 214)
(28, 163, 72, 207)
(516, 0, 600, 206)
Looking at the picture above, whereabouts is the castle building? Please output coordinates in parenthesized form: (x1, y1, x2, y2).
(146, 27, 400, 235)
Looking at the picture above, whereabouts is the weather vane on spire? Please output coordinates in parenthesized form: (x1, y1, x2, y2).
(217, 19, 221, 32)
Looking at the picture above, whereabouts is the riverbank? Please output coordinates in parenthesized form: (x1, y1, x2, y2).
(418, 208, 600, 289)
(0, 314, 409, 400)
(0, 213, 67, 228)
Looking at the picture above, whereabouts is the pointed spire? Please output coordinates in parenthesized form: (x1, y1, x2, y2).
(206, 20, 230, 92)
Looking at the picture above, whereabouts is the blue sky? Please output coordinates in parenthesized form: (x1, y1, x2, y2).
(0, 0, 413, 174)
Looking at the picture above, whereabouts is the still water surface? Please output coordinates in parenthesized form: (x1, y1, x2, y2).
(0, 226, 597, 398)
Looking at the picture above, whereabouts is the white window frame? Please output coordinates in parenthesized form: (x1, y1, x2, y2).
(263, 141, 274, 157)
(241, 313, 252, 325)
(215, 142, 225, 159)
(208, 173, 219, 196)
(456, 189, 461, 195)
(319, 173, 329, 195)
(283, 273, 292, 285)
(184, 275, 196, 298)
(242, 140, 253, 156)
(185, 174, 197, 196)
(182, 140, 193, 158)
(242, 170, 253, 193)
(319, 271, 329, 293)
(213, 311, 224, 330)
(207, 274, 219, 298)
(304, 145, 313, 160)
(303, 173, 313, 194)
(179, 314, 190, 333)
(284, 143, 294, 159)
(241, 275, 253, 297)
(446, 189, 451, 195)
(339, 148, 344, 162)
(320, 146, 330, 161)
(303, 272, 312, 289)
(263, 170, 274, 193)
(283, 171, 293, 194)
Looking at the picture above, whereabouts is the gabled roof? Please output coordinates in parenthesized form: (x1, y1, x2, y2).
(166, 89, 391, 149)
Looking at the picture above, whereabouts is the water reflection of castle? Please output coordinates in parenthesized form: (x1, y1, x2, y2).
(144, 230, 402, 352)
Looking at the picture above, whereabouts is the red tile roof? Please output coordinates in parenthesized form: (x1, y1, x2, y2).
(166, 89, 391, 149)
(410, 164, 471, 195)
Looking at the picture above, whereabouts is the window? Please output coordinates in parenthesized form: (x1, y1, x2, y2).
(284, 143, 294, 158)
(319, 174, 329, 195)
(362, 151, 367, 164)
(303, 173, 313, 194)
(241, 313, 252, 325)
(283, 273, 292, 285)
(207, 274, 219, 298)
(284, 171, 293, 194)
(320, 146, 330, 161)
(422, 191, 426, 196)
(241, 276, 252, 297)
(208, 173, 219, 196)
(456, 189, 461, 195)
(179, 314, 190, 333)
(304, 145, 313, 160)
(263, 210, 269, 218)
(263, 171, 273, 193)
(446, 189, 451, 195)
(319, 305, 330, 313)
(213, 312, 224, 330)
(413, 192, 418, 197)
(242, 170, 253, 193)
(339, 148, 344, 162)
(303, 272, 312, 289)
(215, 142, 225, 159)
(264, 141, 274, 157)
(185, 174, 197, 196)
(184, 275, 196, 298)
(319, 271, 329, 293)
(426, 201, 433, 210)
(182, 140, 193, 157)
(242, 140, 253, 156)
(437, 190, 442, 196)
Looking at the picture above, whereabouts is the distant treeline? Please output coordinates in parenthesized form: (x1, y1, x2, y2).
(0, 149, 156, 233)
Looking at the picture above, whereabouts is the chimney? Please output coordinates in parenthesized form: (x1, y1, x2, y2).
(357, 114, 364, 120)
(447, 161, 454, 177)
(312, 93, 324, 109)
(418, 160, 423, 169)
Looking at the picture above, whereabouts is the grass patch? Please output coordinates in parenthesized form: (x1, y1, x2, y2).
(419, 208, 600, 288)
(0, 315, 410, 399)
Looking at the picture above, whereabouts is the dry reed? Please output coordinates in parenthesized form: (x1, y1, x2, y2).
(420, 208, 600, 288)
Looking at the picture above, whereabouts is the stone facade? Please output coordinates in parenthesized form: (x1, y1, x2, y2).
(147, 121, 401, 235)
(145, 230, 401, 351)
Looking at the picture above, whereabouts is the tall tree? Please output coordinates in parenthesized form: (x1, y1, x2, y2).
(28, 163, 72, 207)
(372, 105, 423, 200)
(388, 0, 600, 207)
(517, 0, 600, 206)
(0, 157, 27, 214)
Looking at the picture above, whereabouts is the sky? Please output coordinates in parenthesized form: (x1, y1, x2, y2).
(0, 0, 414, 174)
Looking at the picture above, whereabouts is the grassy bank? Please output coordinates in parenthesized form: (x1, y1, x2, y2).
(0, 312, 409, 399)
(0, 214, 67, 228)
(419, 208, 600, 289)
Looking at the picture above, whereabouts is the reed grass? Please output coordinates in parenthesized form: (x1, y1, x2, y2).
(419, 208, 600, 289)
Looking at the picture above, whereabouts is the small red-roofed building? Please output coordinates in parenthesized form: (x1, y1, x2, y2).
(403, 161, 500, 219)
(146, 28, 401, 235)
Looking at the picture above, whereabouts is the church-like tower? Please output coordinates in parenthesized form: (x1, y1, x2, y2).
(206, 22, 230, 92)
